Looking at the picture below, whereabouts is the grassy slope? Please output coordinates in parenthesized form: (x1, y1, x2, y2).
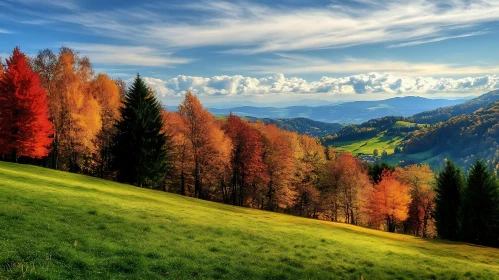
(1, 162, 499, 280)
(331, 121, 427, 156)
(332, 133, 404, 155)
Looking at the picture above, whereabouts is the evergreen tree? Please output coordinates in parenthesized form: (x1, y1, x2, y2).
(113, 75, 168, 188)
(461, 160, 499, 246)
(434, 160, 464, 240)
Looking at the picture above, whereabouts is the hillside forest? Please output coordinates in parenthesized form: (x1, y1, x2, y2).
(1, 47, 499, 247)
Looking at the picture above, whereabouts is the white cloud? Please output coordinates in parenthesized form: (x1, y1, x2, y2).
(138, 0, 499, 53)
(7, 0, 499, 53)
(69, 43, 191, 67)
(142, 73, 499, 99)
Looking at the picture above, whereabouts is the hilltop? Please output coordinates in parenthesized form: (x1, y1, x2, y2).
(1, 162, 499, 279)
(410, 90, 499, 124)
(245, 117, 343, 137)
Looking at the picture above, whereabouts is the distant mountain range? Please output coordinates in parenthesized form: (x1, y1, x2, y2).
(205, 96, 467, 124)
(244, 117, 343, 137)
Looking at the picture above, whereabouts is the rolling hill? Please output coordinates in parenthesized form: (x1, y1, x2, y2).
(206, 96, 466, 124)
(245, 117, 343, 137)
(410, 90, 499, 124)
(403, 101, 499, 168)
(2, 162, 499, 279)
(325, 90, 499, 166)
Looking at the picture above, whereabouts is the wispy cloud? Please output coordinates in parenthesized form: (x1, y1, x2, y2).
(229, 54, 499, 77)
(5, 0, 499, 54)
(0, 28, 12, 34)
(388, 30, 489, 48)
(69, 43, 192, 67)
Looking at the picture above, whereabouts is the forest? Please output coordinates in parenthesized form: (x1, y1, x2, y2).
(1, 47, 499, 247)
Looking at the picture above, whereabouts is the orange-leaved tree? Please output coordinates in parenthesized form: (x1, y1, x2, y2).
(162, 110, 194, 195)
(0, 47, 53, 161)
(178, 91, 231, 199)
(364, 171, 411, 232)
(223, 113, 266, 206)
(91, 73, 121, 178)
(255, 123, 295, 211)
(321, 152, 370, 223)
(54, 48, 101, 172)
(291, 133, 326, 218)
(395, 164, 436, 237)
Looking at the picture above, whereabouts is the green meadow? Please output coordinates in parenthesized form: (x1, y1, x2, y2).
(332, 134, 404, 156)
(1, 161, 498, 279)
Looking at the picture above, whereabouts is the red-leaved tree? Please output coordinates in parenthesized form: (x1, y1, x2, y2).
(0, 47, 53, 160)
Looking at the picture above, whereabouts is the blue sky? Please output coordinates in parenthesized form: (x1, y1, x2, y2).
(1, 0, 499, 105)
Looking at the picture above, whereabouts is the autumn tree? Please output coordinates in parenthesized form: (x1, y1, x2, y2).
(461, 160, 499, 246)
(396, 164, 436, 237)
(113, 75, 168, 188)
(0, 47, 53, 161)
(178, 91, 231, 199)
(292, 134, 326, 217)
(32, 49, 60, 168)
(321, 152, 370, 223)
(49, 48, 101, 172)
(114, 78, 127, 101)
(162, 111, 194, 195)
(364, 171, 411, 232)
(91, 74, 121, 178)
(255, 123, 295, 211)
(433, 160, 465, 240)
(223, 114, 265, 206)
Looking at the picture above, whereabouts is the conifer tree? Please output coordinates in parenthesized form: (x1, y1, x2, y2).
(461, 160, 499, 246)
(113, 75, 168, 188)
(434, 160, 464, 240)
(0, 47, 53, 161)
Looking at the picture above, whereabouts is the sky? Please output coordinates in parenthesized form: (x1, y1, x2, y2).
(1, 0, 499, 106)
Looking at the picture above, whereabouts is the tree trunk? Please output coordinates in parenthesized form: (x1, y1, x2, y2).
(180, 171, 185, 195)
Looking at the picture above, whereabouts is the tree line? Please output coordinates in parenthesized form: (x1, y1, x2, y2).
(1, 47, 498, 247)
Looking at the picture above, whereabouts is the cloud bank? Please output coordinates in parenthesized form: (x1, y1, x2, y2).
(143, 73, 499, 99)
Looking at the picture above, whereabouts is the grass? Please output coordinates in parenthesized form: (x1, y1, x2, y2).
(332, 133, 404, 155)
(1, 162, 499, 279)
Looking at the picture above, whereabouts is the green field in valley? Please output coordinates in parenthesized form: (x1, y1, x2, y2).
(332, 133, 404, 156)
(1, 161, 499, 279)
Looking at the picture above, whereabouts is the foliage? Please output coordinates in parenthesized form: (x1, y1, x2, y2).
(395, 165, 436, 237)
(404, 101, 499, 168)
(113, 75, 168, 188)
(245, 116, 342, 137)
(363, 171, 411, 232)
(410, 90, 499, 124)
(461, 160, 499, 247)
(177, 92, 231, 199)
(0, 47, 53, 160)
(434, 160, 465, 240)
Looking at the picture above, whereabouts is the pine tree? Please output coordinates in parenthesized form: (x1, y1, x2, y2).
(0, 47, 53, 161)
(434, 160, 464, 240)
(113, 75, 168, 188)
(461, 160, 499, 246)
